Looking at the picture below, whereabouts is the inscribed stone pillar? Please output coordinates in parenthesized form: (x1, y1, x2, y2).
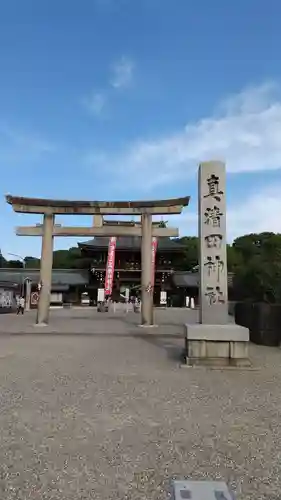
(198, 161, 228, 325)
(141, 212, 153, 325)
(36, 214, 54, 325)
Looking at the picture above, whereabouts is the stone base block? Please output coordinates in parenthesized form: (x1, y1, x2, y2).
(185, 323, 250, 367)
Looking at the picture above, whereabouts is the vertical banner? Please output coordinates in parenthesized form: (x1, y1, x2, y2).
(104, 237, 117, 296)
(151, 237, 158, 287)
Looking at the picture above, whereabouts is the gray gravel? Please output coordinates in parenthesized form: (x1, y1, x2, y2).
(0, 308, 280, 499)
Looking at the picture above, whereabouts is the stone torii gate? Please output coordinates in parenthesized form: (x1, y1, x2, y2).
(6, 195, 189, 326)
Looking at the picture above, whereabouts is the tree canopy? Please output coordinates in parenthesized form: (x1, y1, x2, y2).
(232, 233, 281, 303)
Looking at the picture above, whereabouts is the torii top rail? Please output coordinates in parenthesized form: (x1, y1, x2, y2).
(6, 195, 190, 215)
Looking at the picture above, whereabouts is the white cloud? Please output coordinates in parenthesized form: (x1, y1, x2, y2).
(168, 183, 281, 242)
(83, 81, 281, 239)
(84, 56, 134, 116)
(110, 56, 134, 89)
(86, 81, 281, 188)
(83, 91, 106, 116)
(226, 185, 281, 240)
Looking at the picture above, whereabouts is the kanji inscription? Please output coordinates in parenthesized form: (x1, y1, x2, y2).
(199, 161, 228, 324)
(204, 206, 223, 227)
(204, 174, 224, 202)
(204, 255, 224, 281)
(205, 285, 225, 305)
(205, 234, 223, 248)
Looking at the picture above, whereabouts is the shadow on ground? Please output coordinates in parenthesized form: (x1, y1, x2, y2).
(134, 332, 185, 362)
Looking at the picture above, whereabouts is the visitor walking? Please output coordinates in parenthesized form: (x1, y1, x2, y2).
(16, 296, 25, 315)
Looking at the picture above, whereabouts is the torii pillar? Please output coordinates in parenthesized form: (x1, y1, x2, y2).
(141, 212, 153, 326)
(36, 214, 54, 325)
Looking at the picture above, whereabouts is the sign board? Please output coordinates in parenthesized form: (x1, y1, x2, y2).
(160, 290, 167, 305)
(31, 291, 39, 306)
(0, 289, 13, 308)
(97, 288, 105, 302)
(172, 481, 235, 500)
(50, 292, 62, 304)
(81, 293, 90, 305)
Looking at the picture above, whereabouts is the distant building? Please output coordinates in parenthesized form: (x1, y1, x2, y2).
(0, 268, 88, 307)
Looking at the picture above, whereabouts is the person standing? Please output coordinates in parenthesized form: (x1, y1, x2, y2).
(17, 296, 25, 315)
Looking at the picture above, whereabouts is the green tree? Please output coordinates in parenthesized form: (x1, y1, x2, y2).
(232, 232, 276, 262)
(25, 256, 40, 269)
(227, 244, 243, 272)
(52, 247, 82, 269)
(173, 236, 198, 270)
(6, 260, 23, 268)
(0, 250, 6, 268)
(233, 233, 281, 303)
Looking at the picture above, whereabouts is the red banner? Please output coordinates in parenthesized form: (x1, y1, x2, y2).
(151, 237, 158, 287)
(104, 237, 117, 296)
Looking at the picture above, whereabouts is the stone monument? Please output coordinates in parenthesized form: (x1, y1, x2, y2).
(185, 161, 249, 366)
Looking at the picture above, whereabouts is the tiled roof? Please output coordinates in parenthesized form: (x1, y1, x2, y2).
(0, 269, 88, 286)
(79, 236, 185, 251)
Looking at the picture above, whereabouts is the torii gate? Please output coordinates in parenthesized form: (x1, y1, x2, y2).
(6, 195, 190, 326)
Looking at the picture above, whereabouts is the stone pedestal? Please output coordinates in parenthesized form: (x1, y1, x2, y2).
(185, 323, 250, 367)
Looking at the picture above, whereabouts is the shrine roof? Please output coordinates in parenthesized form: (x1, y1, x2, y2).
(78, 236, 185, 251)
(0, 268, 88, 286)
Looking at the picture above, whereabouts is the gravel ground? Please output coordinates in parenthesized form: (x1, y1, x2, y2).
(0, 309, 280, 499)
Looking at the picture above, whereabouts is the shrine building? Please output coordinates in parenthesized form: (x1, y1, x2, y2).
(78, 235, 186, 304)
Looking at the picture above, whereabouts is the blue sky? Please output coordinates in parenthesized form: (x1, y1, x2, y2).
(1, 0, 281, 258)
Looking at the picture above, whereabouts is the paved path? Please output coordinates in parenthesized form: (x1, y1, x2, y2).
(0, 309, 279, 499)
(0, 307, 199, 335)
